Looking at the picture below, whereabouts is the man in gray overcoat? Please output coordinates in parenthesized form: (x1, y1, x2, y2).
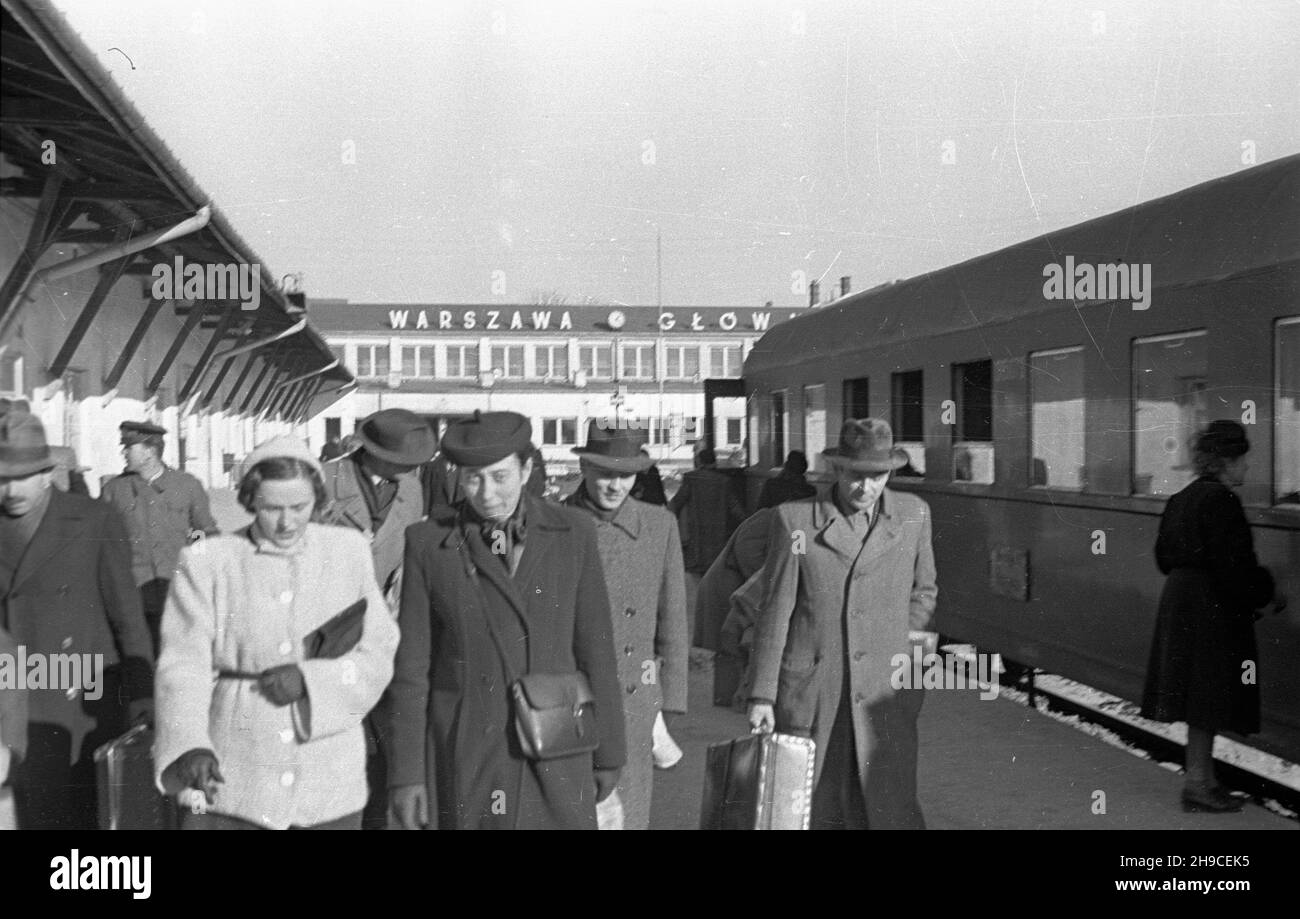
(563, 420, 688, 829)
(748, 418, 938, 830)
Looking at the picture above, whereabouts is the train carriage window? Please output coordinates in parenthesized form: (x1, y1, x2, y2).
(952, 359, 994, 483)
(1132, 331, 1208, 495)
(843, 376, 870, 420)
(803, 384, 827, 470)
(890, 370, 926, 473)
(1276, 317, 1300, 506)
(1029, 346, 1085, 488)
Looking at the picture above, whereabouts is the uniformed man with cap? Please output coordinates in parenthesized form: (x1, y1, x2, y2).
(316, 407, 436, 830)
(561, 419, 688, 830)
(101, 421, 219, 654)
(386, 410, 626, 829)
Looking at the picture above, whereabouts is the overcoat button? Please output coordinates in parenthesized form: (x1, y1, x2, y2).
(625, 685, 637, 695)
(280, 772, 295, 787)
(624, 645, 634, 655)
(852, 692, 865, 704)
(852, 651, 866, 661)
(278, 641, 292, 656)
(624, 607, 636, 617)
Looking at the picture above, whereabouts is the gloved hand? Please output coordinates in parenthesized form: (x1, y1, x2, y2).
(163, 747, 223, 805)
(258, 664, 306, 706)
(0, 744, 11, 785)
(391, 784, 428, 830)
(127, 697, 154, 727)
(593, 767, 621, 803)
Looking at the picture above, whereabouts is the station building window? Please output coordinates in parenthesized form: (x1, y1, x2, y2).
(579, 344, 612, 379)
(665, 345, 699, 380)
(710, 345, 741, 378)
(724, 417, 743, 446)
(1275, 317, 1300, 506)
(803, 383, 827, 468)
(533, 343, 569, 379)
(621, 344, 655, 380)
(490, 345, 525, 379)
(355, 344, 390, 378)
(1132, 330, 1207, 495)
(445, 343, 479, 378)
(890, 370, 926, 474)
(401, 345, 434, 379)
(843, 376, 870, 420)
(541, 417, 578, 446)
(1029, 346, 1085, 488)
(952, 359, 993, 483)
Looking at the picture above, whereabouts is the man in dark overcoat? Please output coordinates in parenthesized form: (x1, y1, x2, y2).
(0, 412, 154, 829)
(387, 411, 625, 829)
(748, 418, 937, 830)
(318, 408, 436, 829)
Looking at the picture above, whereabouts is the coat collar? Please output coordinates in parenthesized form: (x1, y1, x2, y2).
(443, 497, 574, 637)
(561, 486, 644, 539)
(326, 454, 419, 534)
(809, 486, 902, 564)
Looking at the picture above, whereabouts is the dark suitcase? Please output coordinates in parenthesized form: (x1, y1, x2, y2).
(700, 732, 815, 830)
(94, 724, 179, 830)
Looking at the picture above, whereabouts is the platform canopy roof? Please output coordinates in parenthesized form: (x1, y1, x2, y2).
(0, 0, 355, 420)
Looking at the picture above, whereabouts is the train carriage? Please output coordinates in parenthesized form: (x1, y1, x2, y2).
(742, 154, 1300, 761)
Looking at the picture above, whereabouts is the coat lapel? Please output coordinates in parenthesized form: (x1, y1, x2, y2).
(12, 490, 84, 593)
(511, 497, 571, 598)
(330, 459, 372, 532)
(811, 496, 861, 563)
(855, 489, 904, 569)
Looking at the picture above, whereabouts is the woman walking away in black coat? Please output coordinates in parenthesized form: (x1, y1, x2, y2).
(1140, 421, 1288, 813)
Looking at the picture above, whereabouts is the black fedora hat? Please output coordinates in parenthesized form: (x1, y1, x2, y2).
(356, 409, 438, 466)
(572, 418, 652, 474)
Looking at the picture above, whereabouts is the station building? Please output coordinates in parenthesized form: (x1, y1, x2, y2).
(306, 299, 807, 474)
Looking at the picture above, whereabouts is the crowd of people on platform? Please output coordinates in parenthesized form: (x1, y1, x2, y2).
(0, 395, 1285, 828)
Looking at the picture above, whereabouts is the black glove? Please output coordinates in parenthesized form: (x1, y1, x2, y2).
(163, 747, 224, 804)
(593, 767, 621, 803)
(258, 664, 306, 706)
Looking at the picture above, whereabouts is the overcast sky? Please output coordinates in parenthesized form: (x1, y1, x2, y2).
(54, 0, 1300, 307)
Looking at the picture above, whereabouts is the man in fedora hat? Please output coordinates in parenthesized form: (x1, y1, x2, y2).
(561, 419, 688, 829)
(318, 407, 436, 829)
(747, 418, 937, 830)
(101, 421, 220, 654)
(387, 410, 625, 829)
(0, 412, 154, 829)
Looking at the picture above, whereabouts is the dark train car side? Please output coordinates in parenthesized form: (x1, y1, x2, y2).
(742, 155, 1300, 761)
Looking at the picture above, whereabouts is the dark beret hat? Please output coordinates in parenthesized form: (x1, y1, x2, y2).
(120, 421, 167, 444)
(440, 410, 532, 468)
(1195, 419, 1250, 459)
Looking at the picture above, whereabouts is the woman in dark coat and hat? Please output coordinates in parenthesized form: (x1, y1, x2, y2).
(1140, 420, 1287, 813)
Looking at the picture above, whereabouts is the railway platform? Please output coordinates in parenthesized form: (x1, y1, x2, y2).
(650, 653, 1296, 831)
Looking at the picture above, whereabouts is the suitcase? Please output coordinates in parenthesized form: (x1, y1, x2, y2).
(700, 732, 816, 830)
(94, 724, 178, 830)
